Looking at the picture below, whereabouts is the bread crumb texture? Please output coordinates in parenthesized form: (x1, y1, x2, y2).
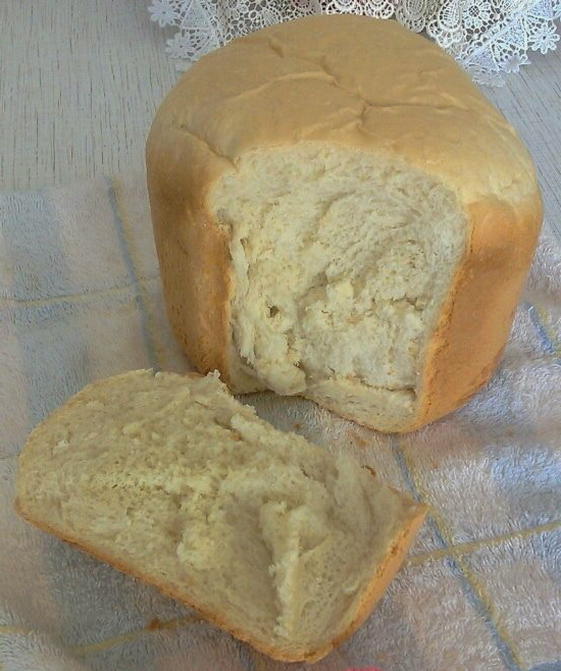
(212, 145, 466, 429)
(16, 370, 422, 659)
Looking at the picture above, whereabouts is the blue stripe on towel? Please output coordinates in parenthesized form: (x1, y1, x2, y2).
(390, 437, 523, 671)
(525, 302, 560, 361)
(105, 178, 159, 371)
(547, 215, 561, 246)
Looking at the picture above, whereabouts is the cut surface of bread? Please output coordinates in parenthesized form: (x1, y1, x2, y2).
(16, 370, 426, 662)
(147, 15, 542, 432)
(212, 145, 466, 430)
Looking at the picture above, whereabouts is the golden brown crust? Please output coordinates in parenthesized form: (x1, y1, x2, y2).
(147, 14, 542, 430)
(410, 194, 543, 431)
(146, 132, 233, 382)
(15, 470, 425, 663)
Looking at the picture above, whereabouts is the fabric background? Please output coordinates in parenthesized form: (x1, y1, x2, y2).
(1, 178, 560, 669)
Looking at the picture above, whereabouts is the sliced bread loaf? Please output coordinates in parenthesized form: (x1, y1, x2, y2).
(16, 370, 426, 662)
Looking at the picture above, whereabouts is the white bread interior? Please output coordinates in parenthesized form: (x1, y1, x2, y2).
(16, 370, 426, 662)
(212, 145, 467, 430)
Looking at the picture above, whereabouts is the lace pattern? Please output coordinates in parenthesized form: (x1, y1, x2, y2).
(148, 0, 561, 84)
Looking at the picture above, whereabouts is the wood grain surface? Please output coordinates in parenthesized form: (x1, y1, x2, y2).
(1, 0, 560, 205)
(1, 0, 177, 190)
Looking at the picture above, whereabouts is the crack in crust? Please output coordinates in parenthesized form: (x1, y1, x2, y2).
(168, 31, 513, 168)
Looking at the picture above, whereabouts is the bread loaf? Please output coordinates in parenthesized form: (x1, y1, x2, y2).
(15, 370, 426, 662)
(147, 15, 542, 432)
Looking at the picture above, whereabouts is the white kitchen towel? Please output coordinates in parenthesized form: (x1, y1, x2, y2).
(0, 171, 560, 671)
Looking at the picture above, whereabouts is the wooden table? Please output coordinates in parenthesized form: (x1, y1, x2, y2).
(1, 0, 560, 244)
(1, 0, 177, 190)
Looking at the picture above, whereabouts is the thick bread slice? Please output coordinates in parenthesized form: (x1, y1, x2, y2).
(15, 370, 426, 662)
(147, 14, 542, 432)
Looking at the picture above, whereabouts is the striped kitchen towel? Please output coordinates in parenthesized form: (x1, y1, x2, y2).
(0, 172, 560, 671)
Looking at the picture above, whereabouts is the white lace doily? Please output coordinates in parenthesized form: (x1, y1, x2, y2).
(148, 0, 561, 85)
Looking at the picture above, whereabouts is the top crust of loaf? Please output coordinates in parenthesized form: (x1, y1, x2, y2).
(147, 15, 542, 431)
(150, 15, 537, 202)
